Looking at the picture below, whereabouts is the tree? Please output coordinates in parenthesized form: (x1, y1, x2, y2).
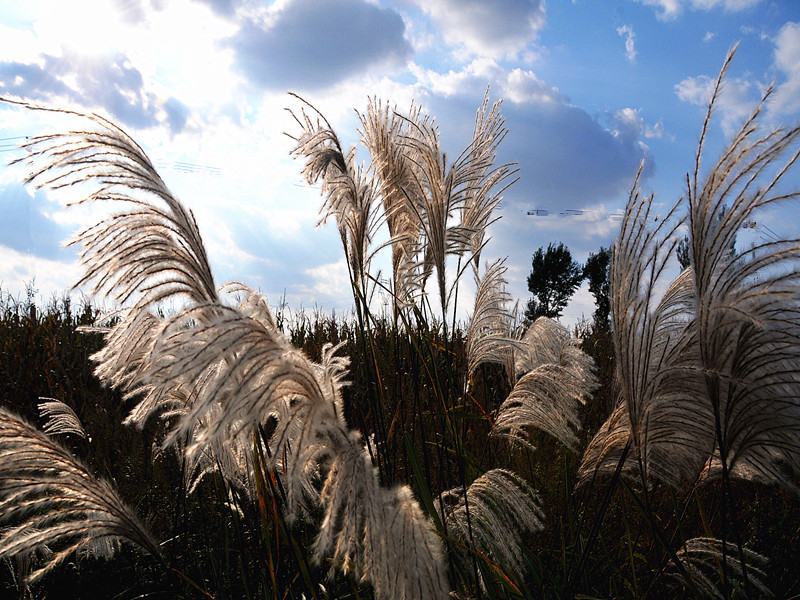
(525, 242, 583, 322)
(583, 246, 611, 329)
(676, 235, 691, 270)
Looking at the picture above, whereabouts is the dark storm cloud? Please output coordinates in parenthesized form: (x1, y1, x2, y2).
(0, 51, 190, 134)
(227, 0, 412, 91)
(0, 184, 73, 261)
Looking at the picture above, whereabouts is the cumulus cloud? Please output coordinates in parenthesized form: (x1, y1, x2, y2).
(411, 58, 564, 105)
(644, 120, 667, 139)
(411, 0, 545, 59)
(636, 0, 763, 20)
(617, 25, 637, 63)
(770, 21, 800, 115)
(226, 0, 411, 92)
(609, 107, 643, 141)
(674, 73, 756, 135)
(0, 50, 189, 133)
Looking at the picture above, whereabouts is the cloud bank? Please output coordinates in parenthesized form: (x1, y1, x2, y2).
(227, 0, 412, 91)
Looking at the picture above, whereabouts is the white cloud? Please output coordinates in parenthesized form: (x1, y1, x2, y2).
(770, 21, 800, 116)
(703, 31, 715, 42)
(636, 0, 763, 20)
(644, 120, 667, 139)
(411, 0, 545, 59)
(675, 73, 756, 135)
(616, 25, 637, 63)
(300, 258, 351, 302)
(410, 58, 564, 105)
(675, 74, 715, 104)
(610, 107, 643, 142)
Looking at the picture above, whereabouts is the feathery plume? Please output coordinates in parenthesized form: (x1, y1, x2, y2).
(5, 100, 449, 599)
(578, 166, 711, 486)
(686, 45, 800, 487)
(465, 259, 518, 382)
(458, 90, 518, 267)
(0, 409, 161, 583)
(437, 469, 543, 583)
(494, 317, 598, 453)
(4, 98, 217, 308)
(287, 95, 384, 292)
(669, 537, 772, 598)
(38, 398, 88, 439)
(359, 98, 425, 305)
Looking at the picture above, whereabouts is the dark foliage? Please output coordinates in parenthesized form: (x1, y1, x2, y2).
(2, 296, 799, 598)
(524, 242, 584, 322)
(583, 247, 611, 329)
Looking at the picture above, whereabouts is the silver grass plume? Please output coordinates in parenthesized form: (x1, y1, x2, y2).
(5, 99, 217, 309)
(458, 90, 518, 268)
(580, 48, 800, 489)
(513, 316, 571, 380)
(38, 398, 88, 439)
(493, 317, 598, 453)
(396, 104, 474, 316)
(436, 469, 543, 583)
(465, 259, 518, 382)
(686, 46, 800, 487)
(0, 409, 161, 583)
(359, 98, 426, 305)
(358, 93, 515, 316)
(7, 101, 448, 599)
(668, 537, 772, 599)
(287, 95, 385, 293)
(578, 165, 712, 486)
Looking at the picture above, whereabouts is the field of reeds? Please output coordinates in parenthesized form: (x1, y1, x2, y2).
(1, 49, 800, 599)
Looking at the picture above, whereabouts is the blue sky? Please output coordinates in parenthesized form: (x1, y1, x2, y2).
(0, 0, 798, 323)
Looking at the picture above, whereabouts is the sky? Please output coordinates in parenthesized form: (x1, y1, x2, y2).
(0, 0, 799, 324)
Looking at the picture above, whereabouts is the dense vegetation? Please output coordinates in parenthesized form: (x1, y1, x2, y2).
(1, 49, 800, 599)
(2, 293, 799, 599)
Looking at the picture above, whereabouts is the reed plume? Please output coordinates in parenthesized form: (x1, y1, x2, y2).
(357, 92, 515, 319)
(493, 317, 598, 453)
(0, 409, 161, 583)
(38, 398, 88, 439)
(686, 47, 800, 487)
(578, 174, 710, 486)
(359, 98, 426, 305)
(464, 258, 517, 382)
(287, 94, 385, 297)
(437, 469, 544, 583)
(580, 46, 800, 489)
(669, 537, 772, 598)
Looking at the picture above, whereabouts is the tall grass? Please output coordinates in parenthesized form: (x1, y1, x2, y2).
(1, 47, 800, 599)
